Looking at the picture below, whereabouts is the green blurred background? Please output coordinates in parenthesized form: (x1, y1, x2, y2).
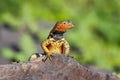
(0, 0, 120, 74)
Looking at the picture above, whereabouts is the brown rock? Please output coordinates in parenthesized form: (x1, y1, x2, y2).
(0, 54, 119, 80)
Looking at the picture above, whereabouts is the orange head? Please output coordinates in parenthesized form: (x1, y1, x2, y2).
(50, 20, 74, 34)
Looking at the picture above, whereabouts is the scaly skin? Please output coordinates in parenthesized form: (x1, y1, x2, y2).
(29, 20, 74, 61)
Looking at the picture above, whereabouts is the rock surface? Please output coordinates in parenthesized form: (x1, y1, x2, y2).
(0, 54, 119, 80)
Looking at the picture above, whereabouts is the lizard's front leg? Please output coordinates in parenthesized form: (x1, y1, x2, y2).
(62, 39, 70, 56)
(41, 39, 54, 62)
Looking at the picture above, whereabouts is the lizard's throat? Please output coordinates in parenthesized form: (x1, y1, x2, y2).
(50, 33, 64, 40)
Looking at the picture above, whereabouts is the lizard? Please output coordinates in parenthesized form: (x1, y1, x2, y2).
(29, 20, 74, 61)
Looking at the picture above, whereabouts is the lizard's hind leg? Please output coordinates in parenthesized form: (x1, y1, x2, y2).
(29, 53, 43, 61)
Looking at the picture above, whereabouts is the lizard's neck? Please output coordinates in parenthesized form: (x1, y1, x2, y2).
(48, 31, 66, 40)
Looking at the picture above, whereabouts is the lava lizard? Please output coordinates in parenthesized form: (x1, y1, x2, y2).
(29, 20, 74, 61)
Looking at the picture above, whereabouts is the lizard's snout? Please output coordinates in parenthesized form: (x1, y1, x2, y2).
(67, 21, 74, 28)
(69, 22, 74, 27)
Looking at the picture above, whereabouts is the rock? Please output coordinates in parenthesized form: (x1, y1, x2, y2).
(0, 54, 119, 80)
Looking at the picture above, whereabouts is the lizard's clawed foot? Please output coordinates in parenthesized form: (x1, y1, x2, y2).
(42, 55, 54, 62)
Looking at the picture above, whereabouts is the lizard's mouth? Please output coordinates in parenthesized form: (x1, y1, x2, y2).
(65, 20, 74, 29)
(68, 22, 74, 28)
(66, 22, 74, 30)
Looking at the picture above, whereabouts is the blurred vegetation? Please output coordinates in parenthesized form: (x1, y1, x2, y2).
(0, 0, 120, 74)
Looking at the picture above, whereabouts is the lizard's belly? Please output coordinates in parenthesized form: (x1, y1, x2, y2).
(47, 43, 63, 54)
